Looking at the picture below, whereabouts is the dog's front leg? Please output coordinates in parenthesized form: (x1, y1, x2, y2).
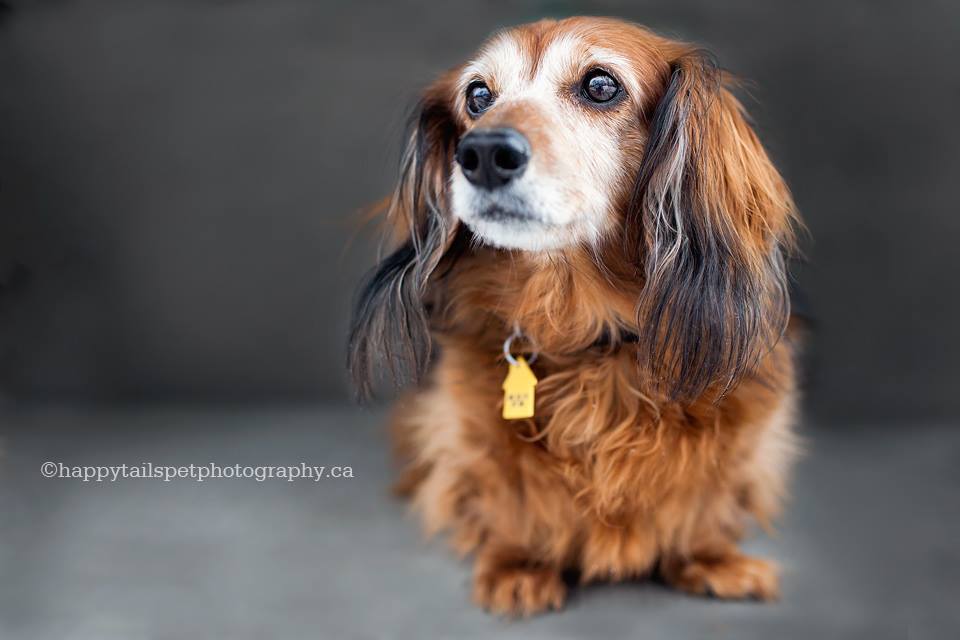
(660, 543, 780, 601)
(471, 542, 567, 617)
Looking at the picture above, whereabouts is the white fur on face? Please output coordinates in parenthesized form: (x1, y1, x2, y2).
(450, 33, 638, 252)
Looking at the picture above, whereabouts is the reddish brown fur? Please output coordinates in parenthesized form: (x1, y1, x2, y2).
(374, 17, 801, 616)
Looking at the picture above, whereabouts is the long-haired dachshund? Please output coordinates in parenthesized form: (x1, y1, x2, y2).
(349, 16, 801, 616)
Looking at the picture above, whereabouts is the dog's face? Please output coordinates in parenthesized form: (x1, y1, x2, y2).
(449, 22, 662, 251)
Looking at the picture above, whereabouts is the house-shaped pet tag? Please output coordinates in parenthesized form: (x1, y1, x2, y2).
(502, 355, 538, 420)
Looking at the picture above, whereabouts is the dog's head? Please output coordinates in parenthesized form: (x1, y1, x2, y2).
(449, 21, 661, 251)
(350, 17, 797, 401)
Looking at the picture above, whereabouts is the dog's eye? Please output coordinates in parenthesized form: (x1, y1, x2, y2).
(581, 70, 621, 104)
(466, 82, 494, 117)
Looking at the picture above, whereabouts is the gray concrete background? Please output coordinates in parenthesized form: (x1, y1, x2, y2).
(0, 0, 958, 424)
(0, 407, 957, 639)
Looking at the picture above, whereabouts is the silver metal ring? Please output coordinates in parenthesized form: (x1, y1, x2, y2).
(503, 323, 538, 366)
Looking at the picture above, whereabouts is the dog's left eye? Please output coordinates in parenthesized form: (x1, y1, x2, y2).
(581, 70, 621, 103)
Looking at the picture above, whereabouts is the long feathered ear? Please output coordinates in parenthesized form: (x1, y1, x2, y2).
(348, 74, 463, 399)
(629, 50, 798, 402)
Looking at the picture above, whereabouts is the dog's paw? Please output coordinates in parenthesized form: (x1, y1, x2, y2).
(662, 554, 780, 601)
(472, 564, 567, 617)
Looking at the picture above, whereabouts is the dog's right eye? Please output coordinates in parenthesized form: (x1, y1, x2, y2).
(466, 82, 494, 117)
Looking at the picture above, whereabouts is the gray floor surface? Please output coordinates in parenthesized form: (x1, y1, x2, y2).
(0, 406, 956, 639)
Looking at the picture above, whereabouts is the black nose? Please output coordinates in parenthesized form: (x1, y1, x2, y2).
(455, 128, 530, 189)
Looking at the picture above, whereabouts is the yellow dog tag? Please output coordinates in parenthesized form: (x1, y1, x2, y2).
(502, 356, 538, 420)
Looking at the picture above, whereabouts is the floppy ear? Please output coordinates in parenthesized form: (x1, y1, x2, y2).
(348, 74, 464, 399)
(629, 50, 797, 402)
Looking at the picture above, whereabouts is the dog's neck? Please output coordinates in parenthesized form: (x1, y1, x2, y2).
(434, 245, 643, 356)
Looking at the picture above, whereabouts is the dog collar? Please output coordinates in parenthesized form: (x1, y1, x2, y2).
(502, 324, 640, 361)
(591, 328, 642, 350)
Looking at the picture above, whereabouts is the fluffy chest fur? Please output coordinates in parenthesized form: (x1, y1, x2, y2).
(391, 328, 796, 579)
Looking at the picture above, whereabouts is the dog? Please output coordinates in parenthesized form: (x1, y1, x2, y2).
(349, 16, 801, 616)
